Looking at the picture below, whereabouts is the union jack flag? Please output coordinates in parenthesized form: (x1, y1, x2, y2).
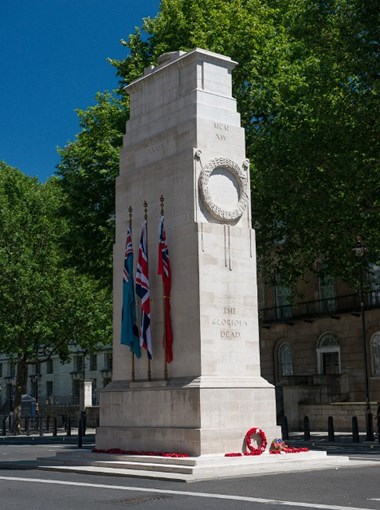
(120, 227, 141, 358)
(158, 216, 173, 363)
(136, 220, 153, 359)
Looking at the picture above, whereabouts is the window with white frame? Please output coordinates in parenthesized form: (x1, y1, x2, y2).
(278, 342, 294, 377)
(371, 332, 380, 376)
(316, 332, 341, 375)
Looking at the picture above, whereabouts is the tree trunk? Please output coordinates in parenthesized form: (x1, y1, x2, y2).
(11, 358, 28, 434)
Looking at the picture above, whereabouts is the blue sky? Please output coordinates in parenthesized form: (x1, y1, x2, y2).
(0, 0, 160, 182)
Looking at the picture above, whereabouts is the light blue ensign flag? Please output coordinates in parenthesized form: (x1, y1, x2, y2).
(120, 227, 141, 358)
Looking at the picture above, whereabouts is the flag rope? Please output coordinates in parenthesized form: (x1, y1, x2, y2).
(160, 196, 169, 381)
(144, 201, 152, 381)
(128, 206, 136, 383)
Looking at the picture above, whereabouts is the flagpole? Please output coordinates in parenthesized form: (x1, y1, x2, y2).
(160, 195, 169, 381)
(128, 206, 136, 382)
(144, 200, 152, 382)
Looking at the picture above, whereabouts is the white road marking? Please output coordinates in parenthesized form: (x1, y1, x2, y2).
(0, 475, 376, 510)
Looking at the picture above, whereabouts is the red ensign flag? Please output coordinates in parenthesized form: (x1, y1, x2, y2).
(158, 216, 173, 363)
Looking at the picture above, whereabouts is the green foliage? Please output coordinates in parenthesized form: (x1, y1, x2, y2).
(251, 0, 380, 286)
(0, 162, 112, 421)
(60, 0, 379, 289)
(114, 0, 379, 286)
(57, 92, 128, 286)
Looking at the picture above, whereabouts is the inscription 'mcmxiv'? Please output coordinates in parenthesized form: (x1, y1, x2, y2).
(146, 135, 167, 155)
(214, 122, 229, 142)
(214, 122, 229, 131)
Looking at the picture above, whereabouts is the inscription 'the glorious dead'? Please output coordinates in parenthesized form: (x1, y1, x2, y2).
(212, 307, 248, 339)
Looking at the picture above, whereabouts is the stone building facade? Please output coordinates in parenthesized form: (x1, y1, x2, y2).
(0, 348, 112, 413)
(259, 268, 380, 430)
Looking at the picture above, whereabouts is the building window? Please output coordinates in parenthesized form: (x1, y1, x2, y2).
(89, 354, 97, 371)
(46, 359, 53, 374)
(317, 332, 340, 375)
(278, 343, 293, 376)
(46, 381, 53, 399)
(74, 355, 84, 374)
(368, 264, 380, 306)
(275, 273, 292, 319)
(8, 362, 15, 378)
(104, 352, 112, 371)
(319, 271, 336, 312)
(92, 379, 98, 405)
(371, 332, 380, 376)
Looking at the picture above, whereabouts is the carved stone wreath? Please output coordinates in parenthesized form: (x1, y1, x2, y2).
(198, 157, 249, 222)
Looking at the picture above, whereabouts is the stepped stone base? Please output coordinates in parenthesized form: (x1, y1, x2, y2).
(39, 450, 352, 482)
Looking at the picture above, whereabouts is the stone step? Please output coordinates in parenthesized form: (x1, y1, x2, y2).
(37, 450, 355, 481)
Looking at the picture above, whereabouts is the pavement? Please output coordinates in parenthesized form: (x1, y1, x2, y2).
(287, 431, 380, 451)
(2, 429, 378, 450)
(0, 428, 96, 445)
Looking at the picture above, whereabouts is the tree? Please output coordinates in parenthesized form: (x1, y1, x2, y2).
(0, 163, 112, 432)
(59, 0, 379, 289)
(113, 0, 379, 287)
(250, 0, 380, 287)
(57, 92, 128, 286)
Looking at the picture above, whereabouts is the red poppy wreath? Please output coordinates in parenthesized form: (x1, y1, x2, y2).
(245, 427, 267, 455)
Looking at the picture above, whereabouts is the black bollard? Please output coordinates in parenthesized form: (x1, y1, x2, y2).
(26, 415, 30, 436)
(53, 417, 58, 437)
(352, 416, 360, 443)
(39, 416, 44, 437)
(77, 419, 83, 449)
(81, 411, 86, 436)
(46, 415, 50, 432)
(2, 417, 6, 436)
(66, 418, 71, 437)
(328, 416, 335, 442)
(281, 415, 289, 441)
(303, 416, 311, 441)
(366, 412, 374, 442)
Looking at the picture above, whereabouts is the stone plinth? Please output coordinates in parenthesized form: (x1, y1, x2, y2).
(96, 48, 280, 455)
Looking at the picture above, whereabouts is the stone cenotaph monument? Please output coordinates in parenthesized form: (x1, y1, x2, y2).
(96, 48, 280, 455)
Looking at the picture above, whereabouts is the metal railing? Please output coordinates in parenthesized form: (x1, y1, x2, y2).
(260, 291, 380, 325)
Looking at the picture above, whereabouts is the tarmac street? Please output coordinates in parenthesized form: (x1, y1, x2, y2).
(0, 435, 380, 510)
(0, 465, 380, 510)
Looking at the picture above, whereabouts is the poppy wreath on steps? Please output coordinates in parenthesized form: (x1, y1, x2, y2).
(245, 427, 267, 455)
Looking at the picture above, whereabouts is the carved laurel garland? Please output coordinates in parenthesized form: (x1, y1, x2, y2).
(198, 157, 249, 222)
